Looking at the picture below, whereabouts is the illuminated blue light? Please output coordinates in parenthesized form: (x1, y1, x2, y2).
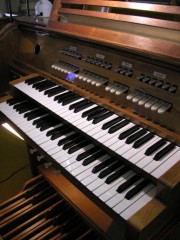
(66, 73, 76, 82)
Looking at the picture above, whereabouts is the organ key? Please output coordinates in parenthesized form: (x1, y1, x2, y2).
(0, 1, 180, 239)
(5, 76, 179, 180)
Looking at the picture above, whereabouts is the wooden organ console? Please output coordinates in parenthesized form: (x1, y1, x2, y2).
(0, 0, 180, 239)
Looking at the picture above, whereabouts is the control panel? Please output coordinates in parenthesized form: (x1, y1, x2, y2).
(16, 30, 180, 133)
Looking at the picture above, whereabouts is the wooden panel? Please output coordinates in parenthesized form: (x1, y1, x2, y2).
(58, 10, 180, 43)
(160, 161, 180, 188)
(47, 21, 180, 62)
(0, 22, 20, 96)
(0, 95, 12, 103)
(49, 0, 61, 22)
(127, 199, 166, 239)
(38, 165, 113, 237)
(60, 0, 180, 15)
(59, 8, 180, 30)
(47, 0, 180, 60)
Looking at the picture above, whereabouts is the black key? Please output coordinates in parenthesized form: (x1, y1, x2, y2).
(69, 99, 89, 110)
(35, 116, 53, 129)
(76, 146, 100, 161)
(82, 106, 102, 118)
(153, 143, 175, 161)
(87, 108, 108, 121)
(57, 92, 75, 103)
(74, 101, 94, 113)
(125, 179, 150, 200)
(40, 118, 59, 131)
(62, 95, 81, 106)
(63, 136, 85, 150)
(54, 91, 70, 101)
(34, 79, 51, 90)
(36, 116, 55, 129)
(46, 124, 64, 137)
(14, 103, 31, 113)
(7, 97, 26, 106)
(98, 161, 122, 179)
(17, 102, 36, 111)
(38, 81, 57, 92)
(57, 133, 79, 146)
(33, 115, 50, 127)
(125, 129, 147, 144)
(40, 122, 53, 132)
(18, 106, 36, 114)
(25, 109, 47, 121)
(68, 140, 90, 154)
(32, 79, 46, 89)
(16, 103, 36, 114)
(24, 108, 39, 118)
(44, 86, 65, 97)
(13, 102, 30, 112)
(145, 138, 166, 156)
(102, 116, 123, 130)
(119, 125, 140, 140)
(25, 76, 45, 85)
(51, 127, 71, 140)
(82, 151, 105, 166)
(92, 111, 113, 124)
(13, 100, 29, 109)
(54, 91, 73, 103)
(133, 133, 154, 149)
(108, 120, 129, 134)
(105, 166, 129, 184)
(116, 174, 141, 193)
(92, 157, 115, 173)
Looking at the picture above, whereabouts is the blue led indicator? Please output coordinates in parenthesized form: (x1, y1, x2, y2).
(66, 73, 76, 82)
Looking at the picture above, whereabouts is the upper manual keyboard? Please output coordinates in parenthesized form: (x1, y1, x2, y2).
(11, 76, 180, 180)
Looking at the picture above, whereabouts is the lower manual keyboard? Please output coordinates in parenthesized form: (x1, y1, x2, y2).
(0, 97, 157, 220)
(13, 76, 180, 180)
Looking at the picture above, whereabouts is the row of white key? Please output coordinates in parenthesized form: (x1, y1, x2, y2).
(12, 82, 180, 179)
(0, 99, 159, 220)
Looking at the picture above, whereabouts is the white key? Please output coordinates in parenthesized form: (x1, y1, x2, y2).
(63, 144, 95, 170)
(75, 155, 110, 181)
(121, 186, 157, 220)
(135, 142, 170, 169)
(64, 103, 96, 122)
(56, 143, 94, 164)
(106, 178, 144, 208)
(82, 114, 114, 133)
(62, 144, 95, 168)
(81, 173, 98, 186)
(41, 131, 75, 152)
(100, 123, 134, 146)
(87, 165, 125, 192)
(48, 145, 64, 155)
(94, 170, 134, 197)
(85, 115, 116, 136)
(99, 172, 135, 202)
(71, 153, 107, 177)
(114, 132, 156, 159)
(147, 147, 180, 177)
(33, 124, 63, 143)
(113, 183, 154, 214)
(123, 135, 159, 161)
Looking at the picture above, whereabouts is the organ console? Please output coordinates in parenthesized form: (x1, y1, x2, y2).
(0, 0, 180, 239)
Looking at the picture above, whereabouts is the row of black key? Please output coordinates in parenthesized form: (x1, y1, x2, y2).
(14, 75, 177, 161)
(6, 97, 152, 201)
